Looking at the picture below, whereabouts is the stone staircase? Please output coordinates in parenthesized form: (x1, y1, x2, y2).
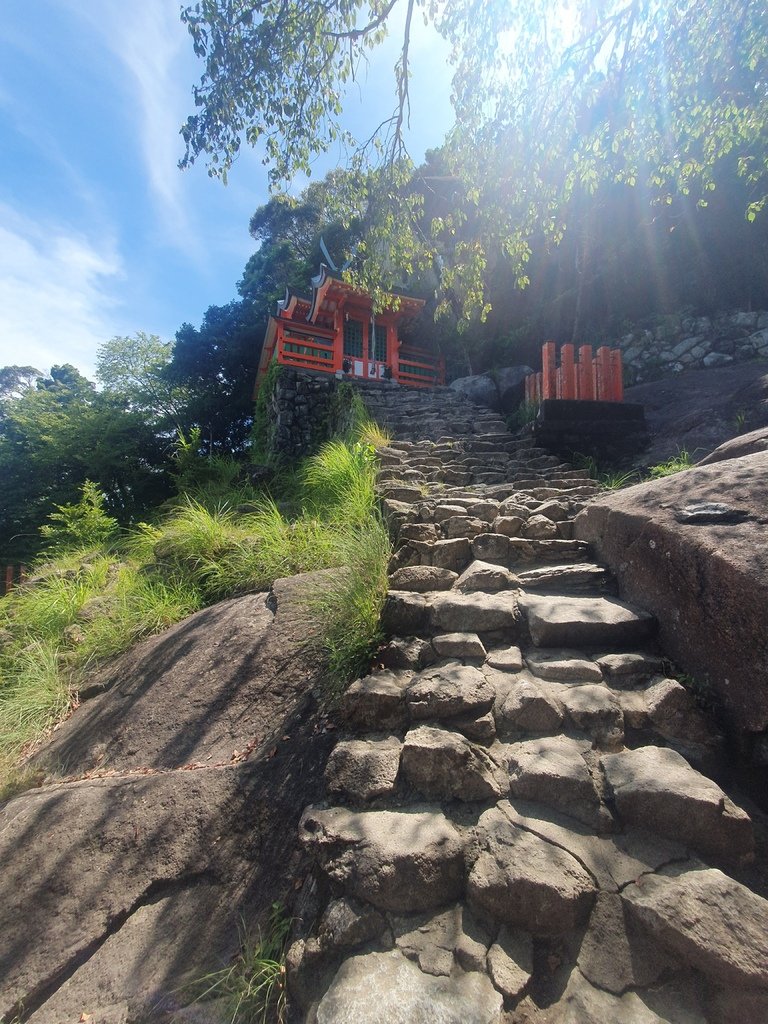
(288, 385, 768, 1023)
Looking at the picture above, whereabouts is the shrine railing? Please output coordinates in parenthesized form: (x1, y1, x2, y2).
(277, 328, 337, 374)
(524, 342, 623, 404)
(395, 345, 446, 388)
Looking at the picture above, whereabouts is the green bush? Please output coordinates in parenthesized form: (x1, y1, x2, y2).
(40, 480, 118, 552)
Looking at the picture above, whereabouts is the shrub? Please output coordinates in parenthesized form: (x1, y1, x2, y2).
(39, 480, 118, 552)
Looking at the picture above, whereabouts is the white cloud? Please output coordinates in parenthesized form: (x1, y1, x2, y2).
(64, 0, 204, 258)
(0, 203, 122, 377)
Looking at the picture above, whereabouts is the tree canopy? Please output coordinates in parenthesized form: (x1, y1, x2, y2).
(181, 0, 768, 324)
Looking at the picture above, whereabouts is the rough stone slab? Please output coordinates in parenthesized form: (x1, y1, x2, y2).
(388, 566, 458, 592)
(467, 500, 501, 522)
(432, 632, 487, 659)
(524, 649, 603, 683)
(601, 746, 754, 861)
(493, 515, 525, 537)
(452, 710, 497, 745)
(485, 645, 524, 672)
(521, 594, 655, 648)
(377, 637, 436, 671)
(622, 867, 768, 989)
(381, 498, 418, 528)
(523, 514, 559, 539)
(402, 725, 508, 802)
(393, 904, 490, 977)
(553, 966, 705, 1023)
(514, 558, 604, 589)
(407, 663, 496, 720)
(595, 651, 664, 684)
(316, 950, 503, 1024)
(468, 807, 596, 934)
(471, 533, 510, 564)
(577, 892, 668, 994)
(325, 736, 402, 802)
(380, 484, 423, 503)
(430, 538, 472, 572)
(299, 806, 465, 913)
(381, 591, 429, 634)
(342, 670, 412, 730)
(644, 677, 718, 746)
(573, 454, 768, 735)
(486, 927, 533, 1001)
(433, 503, 473, 522)
(497, 678, 564, 735)
(399, 522, 439, 543)
(535, 500, 570, 523)
(429, 591, 521, 633)
(317, 897, 388, 953)
(444, 515, 489, 539)
(455, 560, 519, 593)
(559, 684, 624, 745)
(506, 735, 610, 830)
(501, 799, 688, 894)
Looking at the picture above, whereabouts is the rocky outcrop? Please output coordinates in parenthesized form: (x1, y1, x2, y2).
(573, 452, 768, 752)
(450, 365, 533, 414)
(0, 575, 337, 1023)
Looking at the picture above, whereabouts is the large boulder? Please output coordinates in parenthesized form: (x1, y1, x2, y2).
(697, 425, 768, 466)
(450, 366, 533, 414)
(574, 453, 768, 743)
(2, 576, 337, 1023)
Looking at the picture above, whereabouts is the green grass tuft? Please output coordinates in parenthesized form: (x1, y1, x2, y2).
(185, 902, 290, 1024)
(647, 449, 694, 478)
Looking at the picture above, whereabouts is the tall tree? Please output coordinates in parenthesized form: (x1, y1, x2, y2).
(168, 300, 263, 454)
(0, 365, 171, 562)
(96, 332, 187, 428)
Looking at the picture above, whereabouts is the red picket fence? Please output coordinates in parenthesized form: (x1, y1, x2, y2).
(525, 342, 623, 404)
(1, 564, 26, 597)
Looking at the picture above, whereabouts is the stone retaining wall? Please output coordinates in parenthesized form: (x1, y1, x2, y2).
(617, 309, 768, 384)
(266, 367, 346, 460)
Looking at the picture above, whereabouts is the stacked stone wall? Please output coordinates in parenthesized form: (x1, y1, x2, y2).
(617, 309, 768, 383)
(267, 367, 342, 460)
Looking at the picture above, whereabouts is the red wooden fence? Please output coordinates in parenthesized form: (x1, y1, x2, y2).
(525, 342, 623, 404)
(1, 564, 25, 597)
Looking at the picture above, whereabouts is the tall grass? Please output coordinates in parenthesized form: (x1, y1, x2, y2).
(311, 520, 391, 697)
(0, 422, 391, 790)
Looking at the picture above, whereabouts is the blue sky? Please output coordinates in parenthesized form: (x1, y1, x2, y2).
(0, 0, 453, 378)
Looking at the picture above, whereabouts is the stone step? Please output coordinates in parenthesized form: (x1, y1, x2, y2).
(291, 383, 768, 1024)
(517, 562, 615, 594)
(520, 593, 656, 648)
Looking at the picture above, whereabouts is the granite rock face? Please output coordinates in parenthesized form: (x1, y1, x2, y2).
(574, 453, 768, 738)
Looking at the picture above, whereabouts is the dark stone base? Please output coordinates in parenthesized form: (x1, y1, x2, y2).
(534, 399, 648, 463)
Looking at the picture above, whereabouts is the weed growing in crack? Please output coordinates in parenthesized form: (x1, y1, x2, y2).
(184, 903, 290, 1024)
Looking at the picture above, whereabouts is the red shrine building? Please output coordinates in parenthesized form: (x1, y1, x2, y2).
(255, 265, 445, 391)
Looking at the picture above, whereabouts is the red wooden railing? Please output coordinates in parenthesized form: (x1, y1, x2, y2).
(1, 564, 26, 597)
(525, 342, 623, 404)
(395, 346, 446, 388)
